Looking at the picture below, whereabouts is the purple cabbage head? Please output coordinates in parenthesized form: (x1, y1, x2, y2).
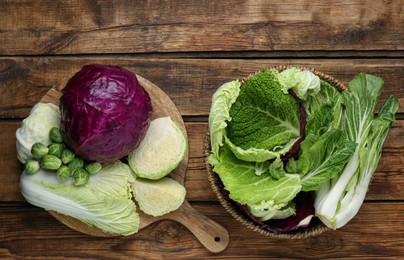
(60, 64, 152, 163)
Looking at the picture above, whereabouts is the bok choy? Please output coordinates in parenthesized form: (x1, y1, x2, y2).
(314, 75, 399, 228)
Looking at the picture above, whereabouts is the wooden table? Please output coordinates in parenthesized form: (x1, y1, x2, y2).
(1, 1, 403, 259)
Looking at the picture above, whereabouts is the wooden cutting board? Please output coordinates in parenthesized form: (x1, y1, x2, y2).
(40, 69, 229, 253)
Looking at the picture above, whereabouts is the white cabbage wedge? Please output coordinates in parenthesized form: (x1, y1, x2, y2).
(128, 117, 187, 180)
(132, 177, 186, 217)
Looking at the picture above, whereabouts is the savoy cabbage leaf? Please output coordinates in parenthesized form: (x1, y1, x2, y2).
(226, 70, 300, 161)
(208, 80, 241, 165)
(213, 145, 301, 207)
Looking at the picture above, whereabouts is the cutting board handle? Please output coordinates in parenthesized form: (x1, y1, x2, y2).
(172, 201, 229, 253)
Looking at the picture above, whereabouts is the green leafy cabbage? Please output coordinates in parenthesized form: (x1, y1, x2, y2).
(226, 70, 300, 162)
(314, 74, 399, 229)
(248, 201, 296, 221)
(213, 145, 301, 209)
(277, 67, 321, 100)
(208, 80, 241, 166)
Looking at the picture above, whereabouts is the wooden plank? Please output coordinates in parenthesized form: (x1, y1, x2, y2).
(2, 120, 403, 202)
(1, 57, 403, 118)
(1, 202, 403, 259)
(0, 0, 403, 55)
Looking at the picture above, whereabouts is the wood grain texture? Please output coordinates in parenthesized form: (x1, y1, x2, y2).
(0, 0, 403, 55)
(1, 203, 404, 259)
(1, 1, 403, 257)
(138, 201, 229, 253)
(1, 58, 403, 118)
(2, 120, 403, 202)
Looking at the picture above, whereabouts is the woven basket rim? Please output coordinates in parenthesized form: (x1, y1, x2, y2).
(205, 66, 345, 239)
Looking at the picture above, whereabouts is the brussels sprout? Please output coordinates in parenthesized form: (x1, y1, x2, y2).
(48, 143, 65, 158)
(49, 127, 63, 143)
(25, 159, 40, 175)
(56, 165, 71, 183)
(68, 158, 84, 174)
(40, 155, 62, 170)
(61, 148, 75, 164)
(73, 168, 90, 186)
(31, 142, 49, 158)
(85, 162, 102, 175)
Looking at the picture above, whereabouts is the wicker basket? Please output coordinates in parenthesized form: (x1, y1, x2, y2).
(204, 66, 346, 239)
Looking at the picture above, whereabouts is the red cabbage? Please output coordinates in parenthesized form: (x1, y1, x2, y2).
(60, 64, 152, 163)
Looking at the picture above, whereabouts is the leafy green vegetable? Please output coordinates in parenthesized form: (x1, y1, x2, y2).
(213, 145, 301, 208)
(343, 74, 383, 143)
(206, 68, 398, 231)
(304, 103, 334, 137)
(225, 136, 296, 163)
(226, 70, 300, 162)
(304, 80, 343, 137)
(20, 161, 139, 236)
(268, 158, 286, 180)
(208, 80, 241, 166)
(286, 129, 356, 191)
(248, 201, 296, 221)
(277, 67, 321, 100)
(304, 81, 342, 117)
(208, 69, 398, 231)
(332, 97, 398, 227)
(314, 74, 399, 229)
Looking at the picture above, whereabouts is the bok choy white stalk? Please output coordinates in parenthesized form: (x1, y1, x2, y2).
(314, 74, 399, 229)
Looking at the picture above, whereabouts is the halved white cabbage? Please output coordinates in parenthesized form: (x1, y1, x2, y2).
(16, 103, 61, 163)
(128, 116, 187, 180)
(132, 177, 186, 217)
